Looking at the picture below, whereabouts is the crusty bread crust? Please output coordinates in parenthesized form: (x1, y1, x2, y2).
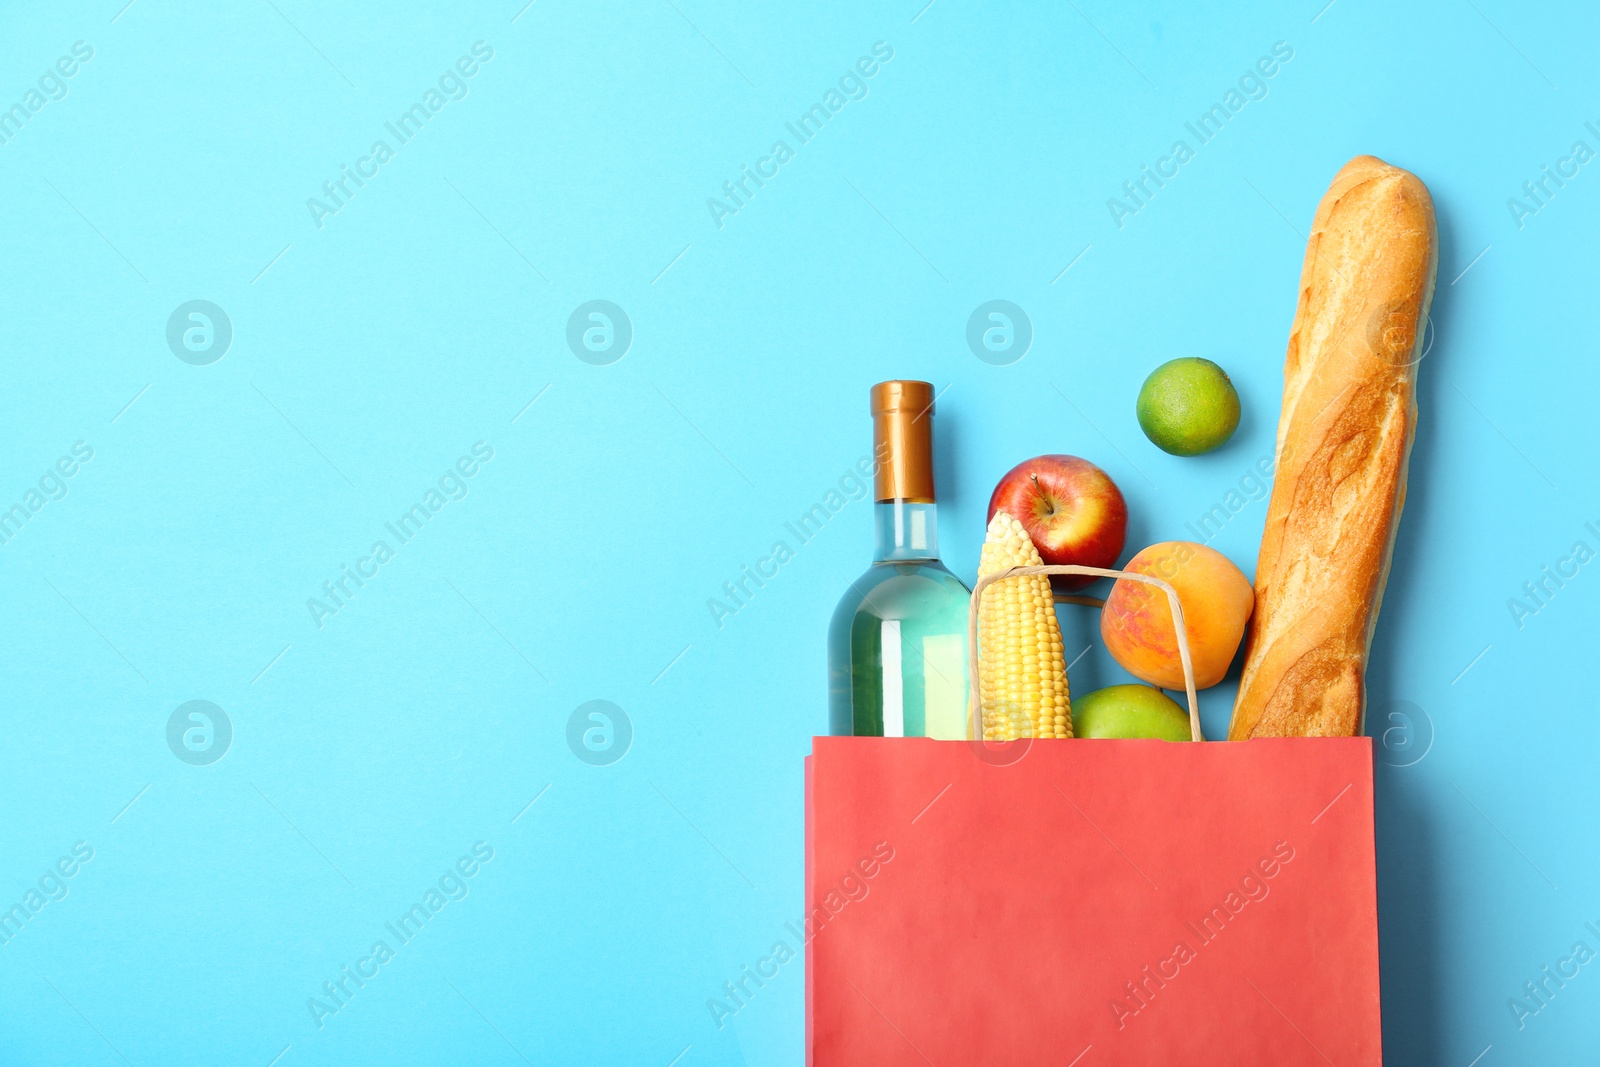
(1228, 155, 1437, 740)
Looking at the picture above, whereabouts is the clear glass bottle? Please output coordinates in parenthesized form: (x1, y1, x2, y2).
(828, 381, 971, 739)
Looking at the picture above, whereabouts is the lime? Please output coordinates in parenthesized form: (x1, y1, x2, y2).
(1136, 358, 1240, 456)
(1072, 684, 1192, 741)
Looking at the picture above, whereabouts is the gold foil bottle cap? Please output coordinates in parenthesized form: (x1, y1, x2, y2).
(870, 380, 936, 503)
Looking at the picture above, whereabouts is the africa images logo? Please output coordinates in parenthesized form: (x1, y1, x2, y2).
(966, 300, 1032, 366)
(566, 301, 632, 365)
(305, 42, 495, 230)
(0, 40, 94, 148)
(1105, 41, 1294, 229)
(1109, 840, 1296, 1029)
(166, 300, 232, 365)
(166, 700, 232, 766)
(566, 700, 632, 766)
(705, 41, 895, 230)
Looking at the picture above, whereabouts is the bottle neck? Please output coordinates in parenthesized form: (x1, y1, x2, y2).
(873, 500, 940, 562)
(868, 380, 940, 562)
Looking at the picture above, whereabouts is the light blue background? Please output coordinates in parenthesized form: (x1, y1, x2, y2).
(0, 0, 1594, 1063)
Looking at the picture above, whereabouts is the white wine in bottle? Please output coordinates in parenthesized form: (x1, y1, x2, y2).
(827, 381, 971, 739)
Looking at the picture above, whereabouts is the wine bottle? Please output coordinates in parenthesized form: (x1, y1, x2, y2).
(828, 381, 971, 739)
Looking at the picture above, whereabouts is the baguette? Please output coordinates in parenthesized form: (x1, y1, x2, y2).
(1228, 155, 1437, 740)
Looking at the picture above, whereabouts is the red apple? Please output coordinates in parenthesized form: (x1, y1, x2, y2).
(987, 455, 1128, 591)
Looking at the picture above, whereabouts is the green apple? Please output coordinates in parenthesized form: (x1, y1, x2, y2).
(1073, 684, 1192, 741)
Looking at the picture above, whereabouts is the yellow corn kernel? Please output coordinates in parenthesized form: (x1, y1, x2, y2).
(976, 511, 1072, 740)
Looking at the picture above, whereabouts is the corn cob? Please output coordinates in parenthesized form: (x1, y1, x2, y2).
(976, 511, 1072, 740)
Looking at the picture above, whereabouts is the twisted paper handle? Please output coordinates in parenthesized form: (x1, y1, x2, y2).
(966, 564, 1203, 743)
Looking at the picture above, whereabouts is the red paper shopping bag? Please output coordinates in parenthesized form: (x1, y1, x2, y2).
(805, 564, 1381, 1065)
(805, 737, 1379, 1065)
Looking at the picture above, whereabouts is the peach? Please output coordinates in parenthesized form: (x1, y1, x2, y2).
(1100, 541, 1253, 690)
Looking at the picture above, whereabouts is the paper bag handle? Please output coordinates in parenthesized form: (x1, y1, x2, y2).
(966, 565, 1203, 743)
